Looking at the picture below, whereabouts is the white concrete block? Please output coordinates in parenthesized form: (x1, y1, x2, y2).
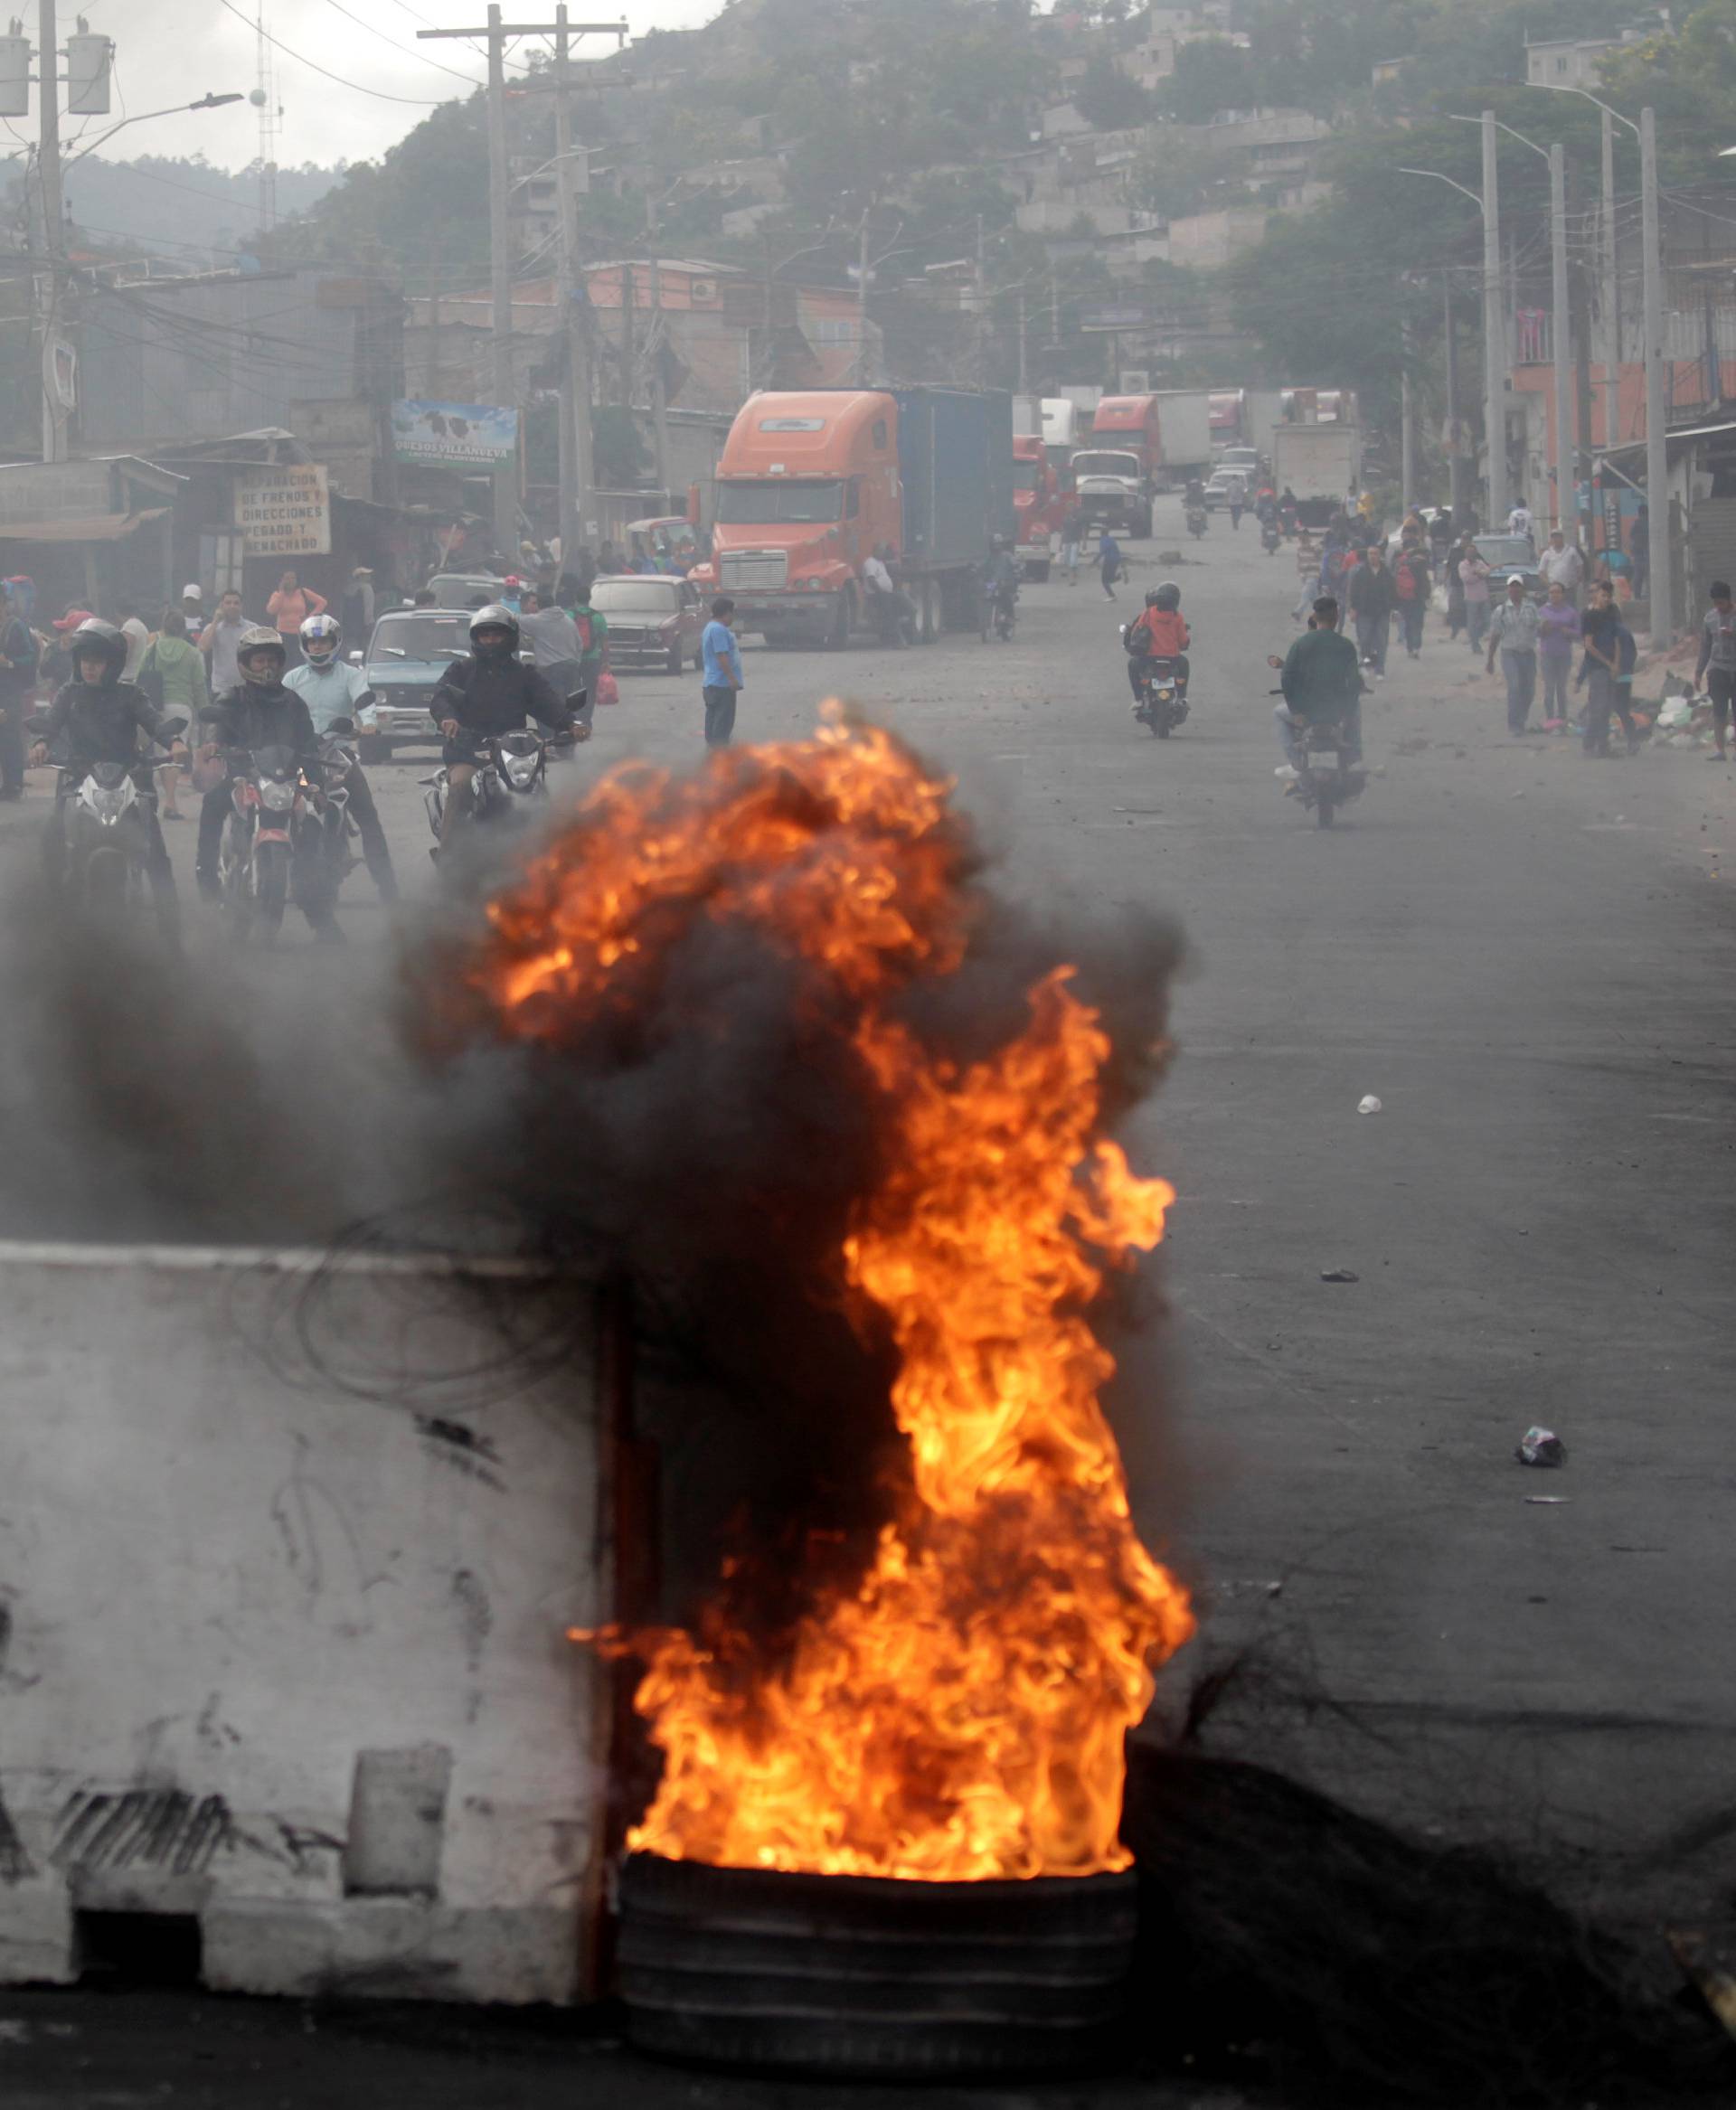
(0, 1243, 611, 2003)
(203, 1895, 583, 2006)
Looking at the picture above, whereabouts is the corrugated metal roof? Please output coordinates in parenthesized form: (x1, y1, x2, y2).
(0, 509, 169, 543)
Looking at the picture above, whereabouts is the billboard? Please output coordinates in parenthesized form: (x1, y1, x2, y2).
(237, 463, 330, 558)
(392, 399, 518, 469)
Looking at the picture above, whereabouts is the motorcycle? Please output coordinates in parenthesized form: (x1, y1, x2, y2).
(981, 587, 1017, 643)
(316, 720, 363, 897)
(1288, 719, 1366, 827)
(423, 727, 552, 847)
(217, 741, 320, 943)
(1127, 647, 1189, 739)
(1260, 519, 1282, 556)
(1185, 505, 1208, 540)
(48, 707, 184, 919)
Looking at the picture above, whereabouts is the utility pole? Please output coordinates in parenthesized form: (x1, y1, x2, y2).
(1444, 272, 1468, 523)
(857, 211, 872, 384)
(552, 4, 595, 560)
(1550, 141, 1574, 536)
(38, 0, 65, 463)
(1482, 111, 1507, 528)
(1600, 108, 1619, 457)
(484, 5, 515, 557)
(644, 190, 669, 496)
(1640, 105, 1672, 643)
(420, 8, 627, 560)
(1016, 279, 1027, 395)
(1401, 356, 1414, 513)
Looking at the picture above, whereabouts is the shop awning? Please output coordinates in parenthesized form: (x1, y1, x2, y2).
(0, 507, 170, 543)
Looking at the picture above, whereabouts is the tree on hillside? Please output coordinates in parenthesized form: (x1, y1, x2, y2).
(1074, 51, 1153, 130)
(1157, 38, 1257, 121)
(1600, 0, 1736, 181)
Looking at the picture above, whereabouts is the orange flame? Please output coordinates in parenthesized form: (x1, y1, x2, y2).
(471, 711, 1193, 1881)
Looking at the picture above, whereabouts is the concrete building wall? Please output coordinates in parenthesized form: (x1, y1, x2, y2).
(0, 1244, 609, 2005)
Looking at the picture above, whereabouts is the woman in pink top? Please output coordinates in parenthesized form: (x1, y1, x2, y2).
(266, 570, 326, 664)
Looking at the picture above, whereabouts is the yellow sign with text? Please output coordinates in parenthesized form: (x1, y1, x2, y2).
(238, 463, 331, 557)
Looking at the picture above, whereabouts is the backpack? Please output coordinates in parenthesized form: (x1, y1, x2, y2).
(1395, 559, 1419, 602)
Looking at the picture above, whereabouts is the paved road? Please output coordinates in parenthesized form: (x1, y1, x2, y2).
(4, 507, 1734, 2101)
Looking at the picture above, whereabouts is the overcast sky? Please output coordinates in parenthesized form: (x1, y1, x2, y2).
(61, 0, 718, 173)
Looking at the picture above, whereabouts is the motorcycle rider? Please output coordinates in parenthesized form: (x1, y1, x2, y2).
(197, 625, 340, 937)
(981, 536, 1020, 630)
(1184, 475, 1206, 509)
(1125, 584, 1191, 712)
(31, 617, 187, 937)
(1274, 594, 1364, 774)
(429, 603, 573, 852)
(283, 611, 399, 903)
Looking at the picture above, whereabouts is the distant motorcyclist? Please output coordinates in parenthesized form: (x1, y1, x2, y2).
(429, 603, 572, 852)
(283, 612, 398, 902)
(1273, 595, 1364, 773)
(32, 617, 185, 936)
(1184, 476, 1206, 508)
(197, 625, 339, 937)
(1256, 490, 1278, 529)
(981, 536, 1020, 627)
(1125, 584, 1191, 711)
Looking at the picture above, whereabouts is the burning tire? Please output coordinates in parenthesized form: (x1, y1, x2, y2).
(618, 1853, 1137, 2078)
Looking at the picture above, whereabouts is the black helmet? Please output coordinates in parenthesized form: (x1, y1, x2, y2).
(1144, 588, 1163, 608)
(469, 603, 520, 656)
(69, 617, 127, 684)
(1154, 581, 1181, 612)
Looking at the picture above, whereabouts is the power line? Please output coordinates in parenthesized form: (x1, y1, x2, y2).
(320, 0, 486, 87)
(214, 0, 448, 106)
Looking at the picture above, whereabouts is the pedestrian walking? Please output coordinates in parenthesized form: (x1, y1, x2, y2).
(518, 589, 591, 732)
(178, 582, 205, 642)
(266, 570, 326, 666)
(1445, 535, 1468, 639)
(1628, 503, 1649, 598)
(137, 610, 209, 818)
(1486, 574, 1542, 734)
(1458, 542, 1493, 653)
(701, 595, 743, 748)
(114, 598, 151, 684)
(1059, 506, 1083, 586)
(1229, 477, 1245, 532)
(1348, 543, 1395, 677)
(1098, 530, 1123, 600)
(341, 565, 376, 640)
(1536, 581, 1581, 730)
(1538, 528, 1584, 604)
(1392, 543, 1430, 658)
(1694, 578, 1736, 764)
(0, 583, 37, 799)
(1577, 580, 1637, 756)
(200, 588, 250, 696)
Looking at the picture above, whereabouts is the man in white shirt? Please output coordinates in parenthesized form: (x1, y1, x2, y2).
(863, 543, 914, 646)
(1507, 501, 1533, 542)
(1537, 528, 1584, 601)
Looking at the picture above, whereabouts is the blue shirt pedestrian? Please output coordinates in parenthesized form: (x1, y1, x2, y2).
(1099, 532, 1122, 600)
(701, 613, 742, 749)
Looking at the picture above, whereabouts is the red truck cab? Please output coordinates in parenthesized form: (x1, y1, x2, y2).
(1012, 434, 1065, 581)
(689, 390, 901, 650)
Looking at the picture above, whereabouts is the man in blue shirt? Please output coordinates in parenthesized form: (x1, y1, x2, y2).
(701, 596, 743, 749)
(1098, 530, 1122, 601)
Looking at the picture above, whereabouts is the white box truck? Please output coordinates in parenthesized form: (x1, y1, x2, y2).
(1272, 423, 1364, 522)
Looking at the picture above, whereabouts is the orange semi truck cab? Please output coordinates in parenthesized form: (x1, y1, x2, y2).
(692, 387, 1014, 649)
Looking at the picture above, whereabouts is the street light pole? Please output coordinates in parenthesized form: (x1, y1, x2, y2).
(38, 0, 64, 463)
(1482, 112, 1507, 528)
(1640, 106, 1671, 643)
(1533, 84, 1669, 639)
(1601, 108, 1619, 460)
(1550, 141, 1574, 535)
